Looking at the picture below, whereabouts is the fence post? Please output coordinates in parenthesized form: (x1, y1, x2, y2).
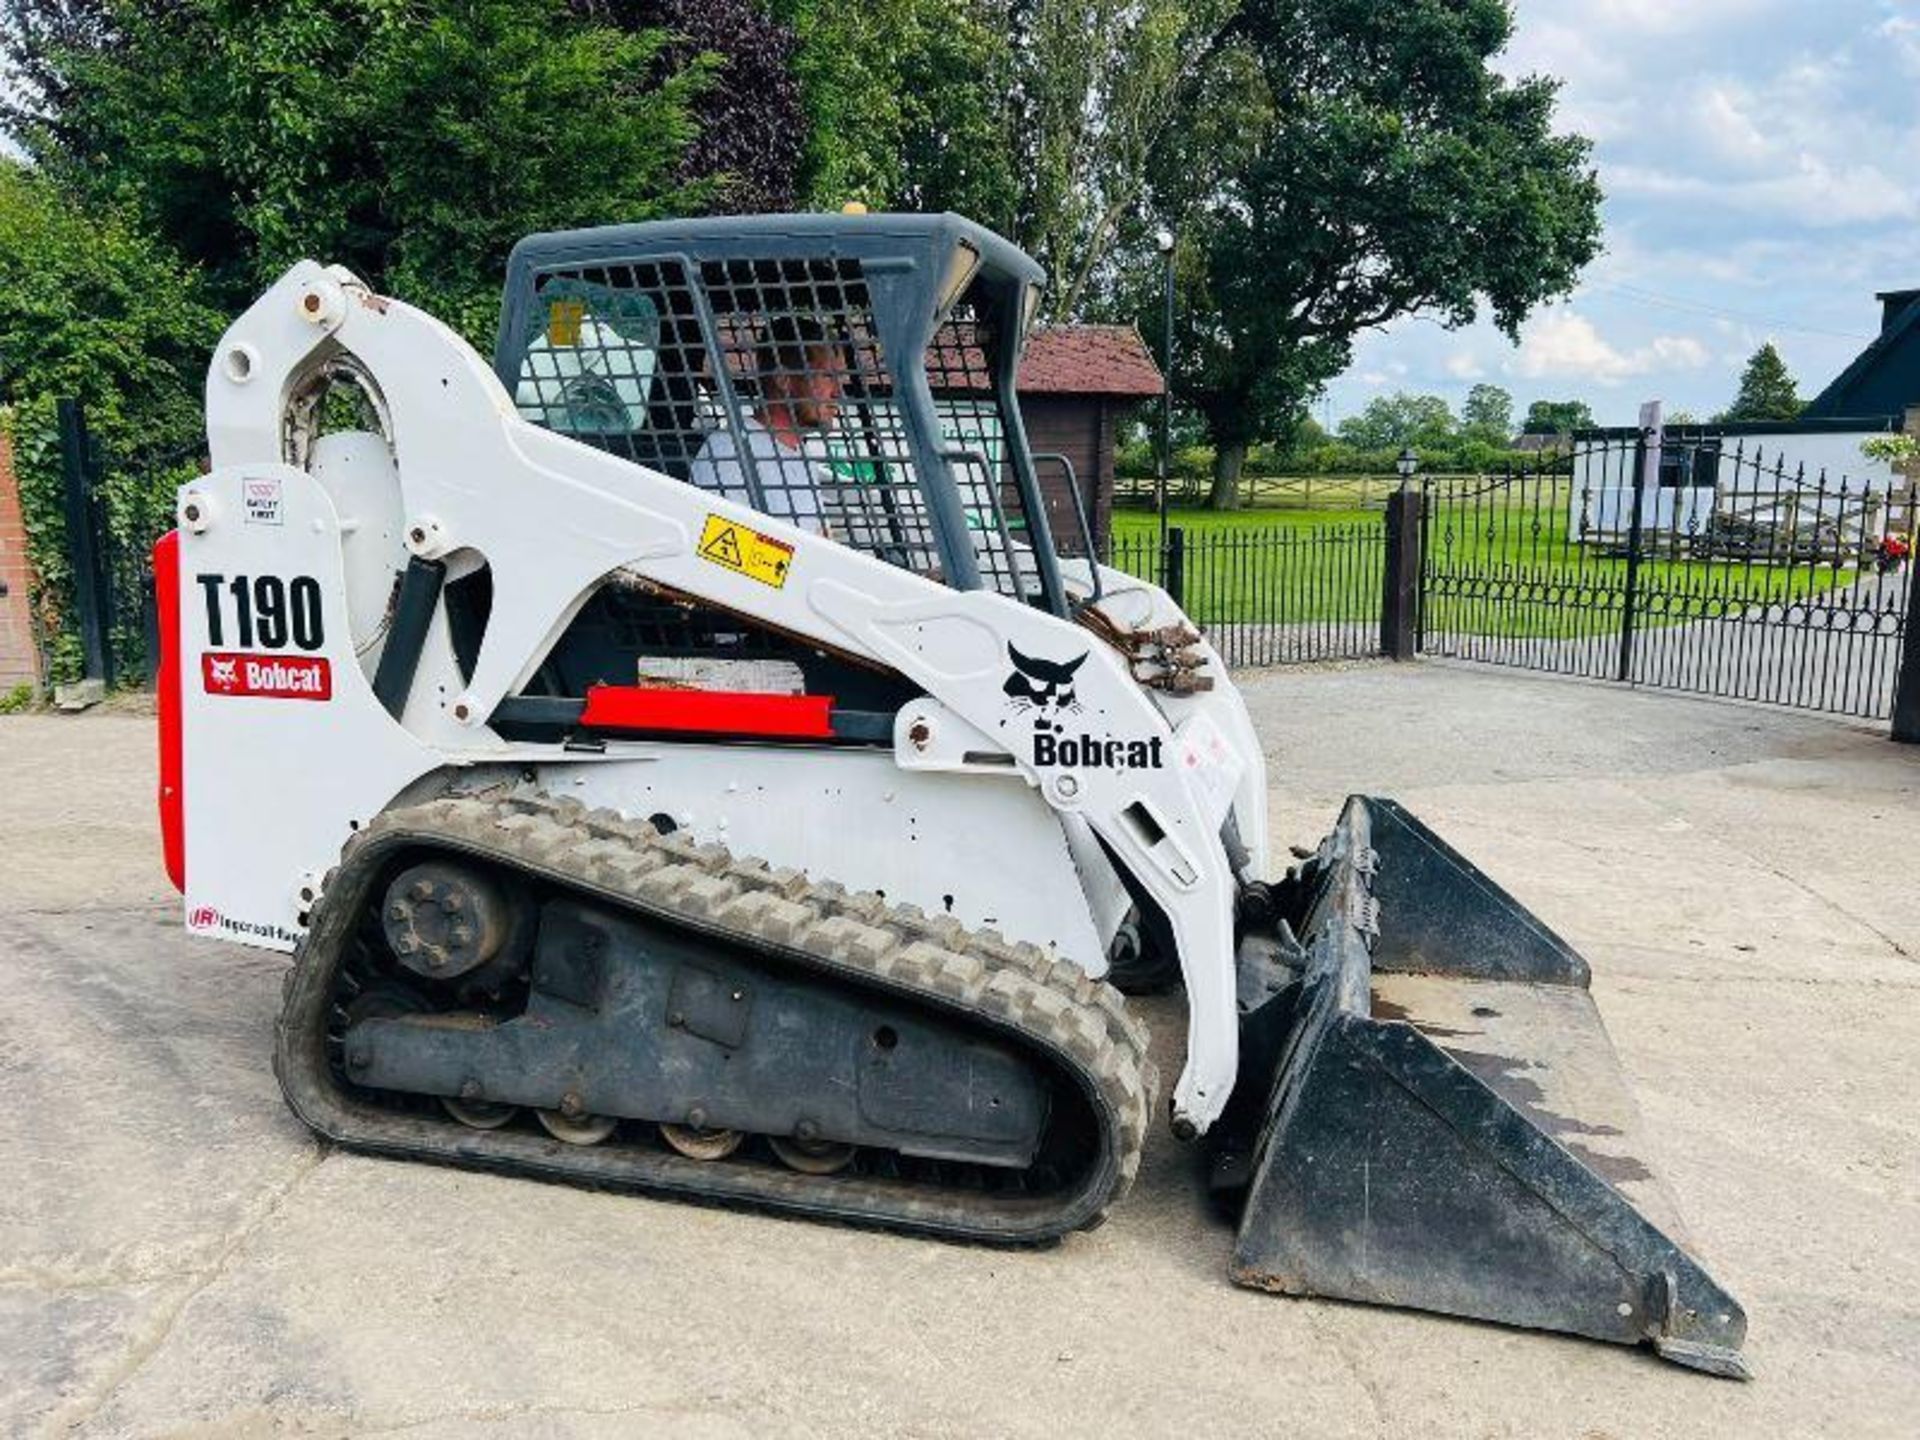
(57, 398, 114, 689)
(1893, 566, 1920, 743)
(1380, 482, 1422, 660)
(1616, 403, 1662, 683)
(1891, 411, 1919, 742)
(1165, 525, 1186, 608)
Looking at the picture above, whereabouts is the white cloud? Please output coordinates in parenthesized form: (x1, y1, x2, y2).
(1330, 0, 1919, 425)
(1577, 0, 1782, 35)
(1514, 310, 1711, 385)
(1444, 353, 1487, 380)
(1608, 159, 1920, 227)
(1691, 86, 1774, 171)
(1879, 12, 1920, 76)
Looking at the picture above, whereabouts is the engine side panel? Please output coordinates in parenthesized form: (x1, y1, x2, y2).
(530, 748, 1111, 975)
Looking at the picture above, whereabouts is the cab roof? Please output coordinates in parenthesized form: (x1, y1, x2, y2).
(504, 212, 1045, 292)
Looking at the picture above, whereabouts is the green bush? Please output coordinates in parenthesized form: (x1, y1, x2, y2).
(10, 1, 713, 349)
(0, 167, 222, 683)
(1861, 434, 1919, 469)
(1116, 430, 1560, 487)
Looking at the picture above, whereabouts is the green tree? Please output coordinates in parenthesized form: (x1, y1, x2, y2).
(778, 1, 1232, 319)
(1285, 412, 1329, 451)
(1461, 383, 1514, 442)
(577, 0, 807, 214)
(1720, 341, 1802, 422)
(1338, 393, 1456, 451)
(1523, 399, 1595, 435)
(1139, 0, 1602, 508)
(773, 1, 1018, 222)
(3, 0, 714, 343)
(1003, 0, 1236, 319)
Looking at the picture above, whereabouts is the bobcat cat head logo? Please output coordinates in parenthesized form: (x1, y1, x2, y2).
(208, 656, 239, 689)
(1003, 643, 1087, 730)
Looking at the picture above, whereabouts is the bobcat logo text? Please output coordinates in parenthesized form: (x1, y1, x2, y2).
(1001, 643, 1165, 771)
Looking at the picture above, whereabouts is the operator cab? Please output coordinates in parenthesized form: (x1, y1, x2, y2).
(494, 213, 1095, 618)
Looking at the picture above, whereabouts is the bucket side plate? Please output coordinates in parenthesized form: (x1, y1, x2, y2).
(1228, 796, 1748, 1378)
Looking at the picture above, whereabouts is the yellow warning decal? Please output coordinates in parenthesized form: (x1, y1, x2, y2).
(698, 514, 794, 589)
(547, 299, 586, 347)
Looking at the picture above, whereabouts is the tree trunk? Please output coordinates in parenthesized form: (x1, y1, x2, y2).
(1208, 440, 1247, 510)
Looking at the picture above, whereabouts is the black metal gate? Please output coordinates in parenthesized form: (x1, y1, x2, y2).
(51, 398, 202, 689)
(1420, 431, 1918, 724)
(1106, 521, 1391, 667)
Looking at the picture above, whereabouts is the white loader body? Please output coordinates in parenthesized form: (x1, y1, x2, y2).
(170, 260, 1267, 1133)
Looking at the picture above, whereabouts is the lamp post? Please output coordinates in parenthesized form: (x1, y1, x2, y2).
(1383, 447, 1422, 660)
(1155, 228, 1175, 585)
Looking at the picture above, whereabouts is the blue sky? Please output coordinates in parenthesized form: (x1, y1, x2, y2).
(1321, 0, 1920, 428)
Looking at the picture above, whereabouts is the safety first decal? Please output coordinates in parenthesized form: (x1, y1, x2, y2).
(242, 477, 284, 526)
(698, 514, 794, 589)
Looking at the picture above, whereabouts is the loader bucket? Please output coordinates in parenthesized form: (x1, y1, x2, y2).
(1214, 796, 1749, 1378)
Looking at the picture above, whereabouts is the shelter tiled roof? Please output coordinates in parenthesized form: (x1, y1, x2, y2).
(1017, 325, 1164, 398)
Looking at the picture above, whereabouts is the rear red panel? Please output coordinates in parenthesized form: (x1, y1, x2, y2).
(153, 529, 185, 892)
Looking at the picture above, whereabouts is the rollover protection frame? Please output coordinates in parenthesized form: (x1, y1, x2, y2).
(1215, 797, 1749, 1378)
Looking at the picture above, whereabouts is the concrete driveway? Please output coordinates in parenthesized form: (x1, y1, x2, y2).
(3, 664, 1916, 1437)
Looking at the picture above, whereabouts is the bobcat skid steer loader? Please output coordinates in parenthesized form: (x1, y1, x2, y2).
(156, 212, 1747, 1377)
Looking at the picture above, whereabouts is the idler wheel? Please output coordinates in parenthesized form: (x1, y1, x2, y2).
(381, 860, 510, 981)
(769, 1134, 858, 1175)
(659, 1123, 745, 1161)
(537, 1109, 619, 1146)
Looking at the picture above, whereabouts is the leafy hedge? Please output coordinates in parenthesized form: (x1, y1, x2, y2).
(1115, 435, 1560, 483)
(0, 164, 220, 685)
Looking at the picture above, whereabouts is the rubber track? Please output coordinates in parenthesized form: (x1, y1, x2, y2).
(275, 786, 1158, 1243)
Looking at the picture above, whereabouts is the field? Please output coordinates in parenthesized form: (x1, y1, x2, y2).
(1107, 488, 1866, 640)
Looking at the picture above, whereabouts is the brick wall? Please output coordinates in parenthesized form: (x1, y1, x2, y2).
(0, 428, 44, 693)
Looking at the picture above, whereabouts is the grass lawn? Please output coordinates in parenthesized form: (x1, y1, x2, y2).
(1112, 506, 1378, 537)
(1107, 500, 1865, 639)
